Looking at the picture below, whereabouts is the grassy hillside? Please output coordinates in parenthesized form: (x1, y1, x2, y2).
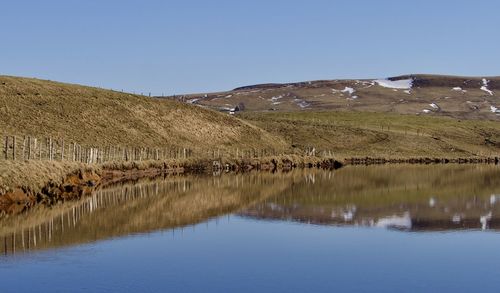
(239, 111, 500, 159)
(185, 74, 500, 120)
(0, 76, 286, 152)
(2, 75, 499, 161)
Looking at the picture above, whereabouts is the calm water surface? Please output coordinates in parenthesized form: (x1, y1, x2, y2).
(2, 165, 500, 292)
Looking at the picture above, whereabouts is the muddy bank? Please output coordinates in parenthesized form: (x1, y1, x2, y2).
(0, 156, 342, 216)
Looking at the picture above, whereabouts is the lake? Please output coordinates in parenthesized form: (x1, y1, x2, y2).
(2, 165, 500, 292)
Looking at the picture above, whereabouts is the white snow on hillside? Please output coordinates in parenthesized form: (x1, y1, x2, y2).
(422, 109, 431, 113)
(429, 103, 439, 109)
(490, 106, 499, 113)
(297, 101, 310, 108)
(452, 87, 467, 93)
(481, 79, 494, 95)
(341, 87, 355, 95)
(294, 98, 310, 109)
(374, 78, 413, 89)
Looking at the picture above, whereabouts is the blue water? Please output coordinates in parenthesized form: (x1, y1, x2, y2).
(2, 165, 500, 292)
(2, 216, 500, 292)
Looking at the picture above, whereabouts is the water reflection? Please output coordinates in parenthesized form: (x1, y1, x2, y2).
(0, 172, 302, 256)
(2, 164, 500, 257)
(241, 165, 500, 232)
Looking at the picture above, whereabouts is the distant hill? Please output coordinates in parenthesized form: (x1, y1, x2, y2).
(0, 76, 286, 152)
(184, 74, 500, 120)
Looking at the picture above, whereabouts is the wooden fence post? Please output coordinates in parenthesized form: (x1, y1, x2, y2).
(22, 136, 26, 160)
(48, 137, 52, 161)
(61, 139, 65, 161)
(33, 137, 36, 160)
(12, 136, 16, 160)
(39, 139, 43, 160)
(4, 136, 8, 160)
(28, 136, 32, 160)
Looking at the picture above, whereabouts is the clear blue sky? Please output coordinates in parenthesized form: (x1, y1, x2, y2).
(1, 0, 499, 94)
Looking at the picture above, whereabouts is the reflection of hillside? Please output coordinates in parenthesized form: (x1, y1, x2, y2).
(241, 165, 500, 232)
(0, 172, 305, 256)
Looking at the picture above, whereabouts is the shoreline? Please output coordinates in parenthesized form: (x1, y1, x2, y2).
(2, 154, 499, 217)
(0, 155, 341, 216)
(345, 156, 500, 165)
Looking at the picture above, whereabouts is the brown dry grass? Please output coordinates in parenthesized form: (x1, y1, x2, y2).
(0, 75, 286, 152)
(0, 160, 95, 195)
(239, 111, 500, 159)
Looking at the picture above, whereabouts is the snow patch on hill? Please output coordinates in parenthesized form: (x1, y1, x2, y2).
(481, 79, 494, 96)
(341, 87, 355, 95)
(294, 98, 310, 109)
(297, 101, 310, 109)
(341, 87, 358, 99)
(374, 78, 413, 89)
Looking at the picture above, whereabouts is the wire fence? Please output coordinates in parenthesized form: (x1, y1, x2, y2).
(1, 135, 328, 164)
